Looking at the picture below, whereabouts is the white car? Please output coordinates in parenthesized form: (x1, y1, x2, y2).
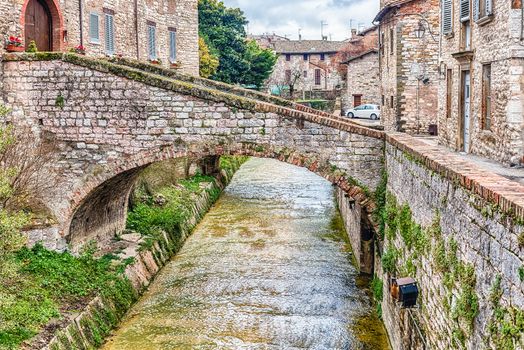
(346, 104, 381, 120)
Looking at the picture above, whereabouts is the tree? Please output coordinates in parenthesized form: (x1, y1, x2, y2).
(199, 37, 219, 78)
(267, 67, 302, 98)
(198, 0, 276, 86)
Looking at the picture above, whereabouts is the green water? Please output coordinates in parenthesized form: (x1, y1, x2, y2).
(102, 158, 390, 349)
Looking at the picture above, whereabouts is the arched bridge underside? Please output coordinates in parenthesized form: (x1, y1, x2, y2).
(2, 54, 385, 249)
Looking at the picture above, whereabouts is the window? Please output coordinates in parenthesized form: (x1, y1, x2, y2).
(303, 54, 308, 61)
(482, 64, 491, 130)
(380, 32, 385, 54)
(286, 54, 291, 61)
(390, 28, 394, 55)
(169, 28, 177, 62)
(320, 53, 325, 61)
(446, 69, 453, 118)
(147, 22, 157, 60)
(442, 0, 453, 34)
(460, 0, 470, 22)
(382, 95, 385, 106)
(390, 96, 394, 108)
(303, 70, 307, 78)
(461, 21, 471, 50)
(89, 13, 100, 44)
(104, 12, 115, 55)
(285, 69, 291, 83)
(474, 0, 493, 21)
(315, 69, 321, 85)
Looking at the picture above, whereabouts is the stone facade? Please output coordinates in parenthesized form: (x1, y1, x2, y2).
(263, 40, 346, 97)
(375, 0, 440, 134)
(345, 49, 380, 110)
(376, 133, 524, 349)
(1, 54, 384, 249)
(437, 0, 524, 165)
(0, 0, 198, 75)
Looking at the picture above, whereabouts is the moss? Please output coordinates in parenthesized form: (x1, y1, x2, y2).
(381, 247, 399, 274)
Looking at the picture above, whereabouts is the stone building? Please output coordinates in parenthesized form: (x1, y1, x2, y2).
(437, 0, 524, 165)
(374, 0, 440, 134)
(344, 49, 380, 110)
(0, 0, 199, 75)
(263, 39, 346, 97)
(248, 33, 289, 50)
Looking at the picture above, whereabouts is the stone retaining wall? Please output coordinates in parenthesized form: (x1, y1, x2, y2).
(40, 162, 242, 350)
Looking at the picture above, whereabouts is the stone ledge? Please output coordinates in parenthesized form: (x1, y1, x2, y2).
(1, 52, 385, 141)
(386, 132, 524, 224)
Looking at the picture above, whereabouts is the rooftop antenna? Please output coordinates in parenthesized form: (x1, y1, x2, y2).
(349, 19, 355, 37)
(321, 20, 328, 40)
(358, 22, 365, 34)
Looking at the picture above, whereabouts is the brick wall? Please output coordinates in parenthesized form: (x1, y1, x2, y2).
(378, 0, 440, 133)
(438, 0, 524, 165)
(0, 0, 199, 75)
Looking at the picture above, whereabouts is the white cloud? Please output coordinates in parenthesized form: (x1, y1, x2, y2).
(221, 0, 380, 41)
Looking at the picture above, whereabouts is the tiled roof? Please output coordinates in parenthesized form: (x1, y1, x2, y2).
(343, 49, 378, 64)
(373, 0, 416, 23)
(272, 40, 346, 54)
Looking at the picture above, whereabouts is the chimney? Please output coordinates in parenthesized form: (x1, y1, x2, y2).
(351, 28, 357, 38)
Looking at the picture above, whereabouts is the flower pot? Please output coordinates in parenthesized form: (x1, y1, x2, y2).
(5, 45, 25, 52)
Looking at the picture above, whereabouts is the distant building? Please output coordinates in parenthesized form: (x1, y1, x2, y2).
(438, 0, 524, 165)
(261, 39, 346, 97)
(374, 0, 440, 134)
(344, 49, 380, 111)
(248, 33, 290, 50)
(0, 0, 199, 75)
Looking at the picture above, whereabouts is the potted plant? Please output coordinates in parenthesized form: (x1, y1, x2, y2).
(170, 60, 181, 69)
(71, 45, 86, 55)
(150, 58, 162, 65)
(5, 36, 24, 52)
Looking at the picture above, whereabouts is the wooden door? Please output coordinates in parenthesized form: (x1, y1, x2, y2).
(353, 94, 362, 107)
(25, 0, 52, 51)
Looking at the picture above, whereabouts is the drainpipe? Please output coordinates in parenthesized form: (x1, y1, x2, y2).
(135, 0, 140, 60)
(79, 0, 84, 46)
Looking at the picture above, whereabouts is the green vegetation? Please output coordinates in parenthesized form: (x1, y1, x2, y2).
(370, 276, 384, 318)
(198, 0, 277, 87)
(381, 247, 398, 274)
(486, 275, 524, 350)
(0, 244, 135, 349)
(198, 37, 219, 78)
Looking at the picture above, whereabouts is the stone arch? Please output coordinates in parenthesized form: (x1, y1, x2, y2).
(20, 0, 65, 51)
(63, 142, 377, 250)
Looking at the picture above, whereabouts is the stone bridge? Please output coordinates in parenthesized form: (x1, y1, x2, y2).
(1, 53, 385, 250)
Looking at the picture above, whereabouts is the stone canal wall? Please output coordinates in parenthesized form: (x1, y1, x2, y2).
(39, 162, 242, 350)
(376, 134, 524, 350)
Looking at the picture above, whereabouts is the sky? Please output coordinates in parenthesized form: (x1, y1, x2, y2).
(221, 0, 380, 41)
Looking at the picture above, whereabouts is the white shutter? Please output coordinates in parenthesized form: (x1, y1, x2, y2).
(169, 31, 177, 62)
(89, 13, 99, 43)
(105, 14, 114, 55)
(460, 0, 470, 22)
(473, 0, 480, 21)
(485, 0, 493, 16)
(442, 0, 453, 34)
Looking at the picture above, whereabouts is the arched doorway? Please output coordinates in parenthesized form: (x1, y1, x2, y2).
(24, 0, 52, 51)
(22, 0, 64, 52)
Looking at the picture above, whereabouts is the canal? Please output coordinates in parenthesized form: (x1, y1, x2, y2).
(102, 158, 389, 349)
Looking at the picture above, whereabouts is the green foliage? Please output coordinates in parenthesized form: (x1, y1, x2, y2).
(198, 0, 276, 86)
(219, 155, 249, 172)
(373, 170, 387, 240)
(0, 244, 134, 348)
(55, 94, 65, 109)
(382, 247, 399, 274)
(26, 40, 38, 53)
(371, 276, 384, 302)
(198, 37, 219, 78)
(519, 266, 524, 282)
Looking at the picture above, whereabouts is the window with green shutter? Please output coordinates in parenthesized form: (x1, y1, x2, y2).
(169, 29, 177, 62)
(104, 13, 115, 55)
(148, 23, 157, 60)
(442, 0, 453, 34)
(89, 13, 100, 44)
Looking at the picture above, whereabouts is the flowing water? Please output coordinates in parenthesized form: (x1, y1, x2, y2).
(102, 158, 390, 350)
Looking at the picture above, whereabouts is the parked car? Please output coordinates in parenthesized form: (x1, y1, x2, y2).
(346, 104, 380, 120)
